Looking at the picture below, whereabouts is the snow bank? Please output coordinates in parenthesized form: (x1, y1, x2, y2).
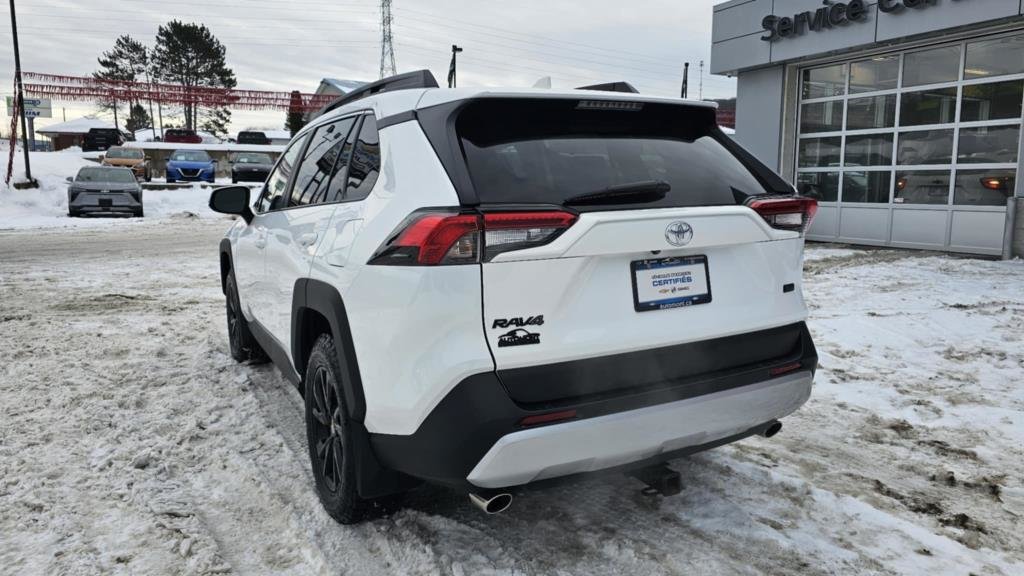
(0, 148, 229, 230)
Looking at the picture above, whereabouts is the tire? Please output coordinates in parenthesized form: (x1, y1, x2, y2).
(225, 270, 267, 363)
(305, 334, 369, 524)
(134, 208, 145, 218)
(67, 209, 78, 218)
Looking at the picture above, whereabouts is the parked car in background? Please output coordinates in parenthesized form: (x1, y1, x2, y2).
(67, 166, 143, 217)
(83, 128, 127, 152)
(101, 146, 152, 181)
(237, 131, 270, 145)
(230, 152, 274, 183)
(166, 149, 217, 183)
(164, 129, 203, 144)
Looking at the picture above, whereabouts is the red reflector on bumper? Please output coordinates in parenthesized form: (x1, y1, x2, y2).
(519, 409, 577, 427)
(770, 362, 803, 377)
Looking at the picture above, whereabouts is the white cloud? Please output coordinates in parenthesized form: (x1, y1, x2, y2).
(1, 0, 734, 134)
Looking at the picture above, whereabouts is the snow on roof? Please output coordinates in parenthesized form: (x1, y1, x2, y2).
(132, 128, 223, 144)
(123, 141, 286, 153)
(322, 78, 365, 93)
(263, 130, 291, 140)
(36, 117, 115, 135)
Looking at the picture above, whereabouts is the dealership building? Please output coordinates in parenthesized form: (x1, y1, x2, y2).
(712, 0, 1024, 257)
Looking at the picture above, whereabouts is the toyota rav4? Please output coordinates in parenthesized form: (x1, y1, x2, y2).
(209, 71, 818, 524)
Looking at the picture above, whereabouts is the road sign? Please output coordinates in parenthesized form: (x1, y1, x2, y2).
(5, 96, 52, 118)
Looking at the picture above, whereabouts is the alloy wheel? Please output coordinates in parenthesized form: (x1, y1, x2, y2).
(310, 366, 344, 493)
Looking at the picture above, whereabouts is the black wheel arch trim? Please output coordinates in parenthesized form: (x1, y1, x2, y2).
(291, 278, 367, 422)
(292, 278, 418, 499)
(218, 237, 233, 295)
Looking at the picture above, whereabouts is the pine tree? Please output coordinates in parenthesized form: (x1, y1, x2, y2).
(200, 107, 232, 139)
(93, 35, 150, 122)
(286, 90, 307, 136)
(125, 104, 152, 134)
(151, 21, 236, 132)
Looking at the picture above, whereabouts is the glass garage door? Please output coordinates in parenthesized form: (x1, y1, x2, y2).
(796, 32, 1024, 255)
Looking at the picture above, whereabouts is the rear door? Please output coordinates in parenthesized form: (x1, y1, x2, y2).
(453, 98, 813, 404)
(260, 115, 360, 353)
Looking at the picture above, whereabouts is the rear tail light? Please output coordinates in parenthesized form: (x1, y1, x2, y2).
(746, 196, 818, 234)
(369, 209, 577, 266)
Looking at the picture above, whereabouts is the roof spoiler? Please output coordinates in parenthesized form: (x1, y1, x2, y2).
(315, 70, 440, 118)
(575, 81, 639, 94)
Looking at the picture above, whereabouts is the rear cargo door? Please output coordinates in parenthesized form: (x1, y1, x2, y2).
(456, 98, 811, 405)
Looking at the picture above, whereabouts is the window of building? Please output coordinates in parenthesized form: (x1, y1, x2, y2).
(903, 45, 961, 87)
(797, 33, 1021, 210)
(850, 55, 900, 94)
(960, 80, 1024, 122)
(802, 64, 847, 99)
(964, 33, 1024, 79)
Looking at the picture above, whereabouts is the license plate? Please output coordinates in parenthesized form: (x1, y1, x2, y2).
(631, 256, 711, 312)
(99, 198, 113, 208)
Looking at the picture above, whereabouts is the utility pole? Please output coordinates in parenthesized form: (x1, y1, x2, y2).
(699, 60, 705, 100)
(681, 62, 689, 99)
(9, 0, 34, 184)
(448, 45, 463, 88)
(379, 0, 397, 79)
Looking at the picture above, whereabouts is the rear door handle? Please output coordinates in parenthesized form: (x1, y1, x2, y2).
(297, 232, 318, 248)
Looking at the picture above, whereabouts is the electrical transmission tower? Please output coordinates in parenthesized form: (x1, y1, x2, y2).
(379, 0, 397, 79)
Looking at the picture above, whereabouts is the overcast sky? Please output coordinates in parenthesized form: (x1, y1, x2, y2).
(1, 0, 735, 134)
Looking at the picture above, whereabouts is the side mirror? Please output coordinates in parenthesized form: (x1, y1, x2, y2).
(98, 154, 105, 161)
(209, 186, 253, 224)
(65, 176, 73, 183)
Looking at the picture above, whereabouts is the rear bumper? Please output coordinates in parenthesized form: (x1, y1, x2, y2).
(69, 192, 142, 214)
(369, 322, 817, 490)
(468, 371, 811, 488)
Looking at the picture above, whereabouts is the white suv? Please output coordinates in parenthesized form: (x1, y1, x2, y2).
(210, 71, 819, 523)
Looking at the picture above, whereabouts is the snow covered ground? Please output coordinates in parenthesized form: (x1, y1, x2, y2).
(0, 217, 1021, 575)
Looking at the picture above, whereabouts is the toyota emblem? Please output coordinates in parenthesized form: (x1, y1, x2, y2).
(664, 221, 693, 247)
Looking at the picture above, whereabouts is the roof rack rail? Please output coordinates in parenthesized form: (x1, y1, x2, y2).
(575, 81, 639, 94)
(315, 69, 439, 118)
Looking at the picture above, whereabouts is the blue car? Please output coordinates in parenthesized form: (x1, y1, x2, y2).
(166, 149, 217, 183)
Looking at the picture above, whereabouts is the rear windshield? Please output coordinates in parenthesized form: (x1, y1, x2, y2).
(456, 99, 768, 208)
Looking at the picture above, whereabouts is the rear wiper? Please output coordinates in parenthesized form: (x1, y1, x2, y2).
(562, 180, 670, 206)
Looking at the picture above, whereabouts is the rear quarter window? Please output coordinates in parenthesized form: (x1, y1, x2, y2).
(455, 99, 770, 209)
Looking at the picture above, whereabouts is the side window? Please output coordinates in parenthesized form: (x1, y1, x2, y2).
(288, 117, 357, 207)
(255, 134, 308, 213)
(344, 116, 381, 201)
(322, 117, 361, 203)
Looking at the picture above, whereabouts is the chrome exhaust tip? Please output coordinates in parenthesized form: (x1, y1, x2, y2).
(469, 492, 513, 515)
(762, 421, 783, 438)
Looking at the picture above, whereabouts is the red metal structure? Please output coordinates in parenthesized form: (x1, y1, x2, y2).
(23, 72, 335, 113)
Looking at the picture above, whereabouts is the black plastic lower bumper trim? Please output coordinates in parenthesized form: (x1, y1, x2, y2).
(370, 322, 817, 489)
